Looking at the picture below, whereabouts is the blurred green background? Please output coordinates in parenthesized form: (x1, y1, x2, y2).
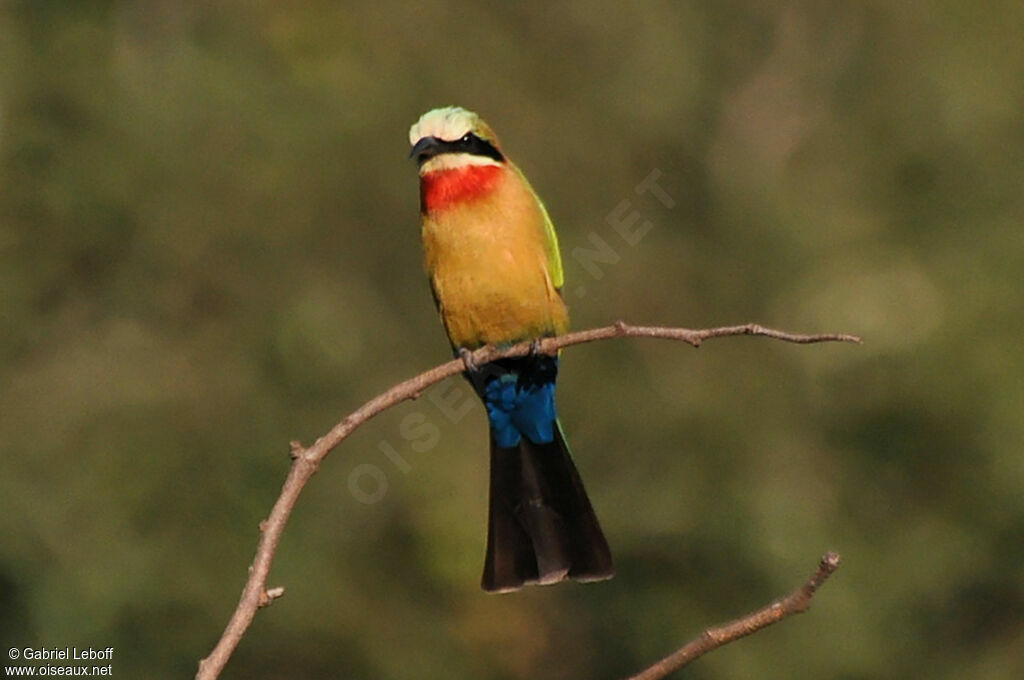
(2, 1, 1022, 678)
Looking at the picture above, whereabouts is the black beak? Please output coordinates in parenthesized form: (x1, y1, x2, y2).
(410, 136, 445, 165)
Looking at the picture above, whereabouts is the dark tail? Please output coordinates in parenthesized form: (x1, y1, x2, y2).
(482, 421, 614, 593)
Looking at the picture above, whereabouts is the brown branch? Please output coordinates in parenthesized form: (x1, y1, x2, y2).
(625, 552, 843, 680)
(195, 322, 860, 680)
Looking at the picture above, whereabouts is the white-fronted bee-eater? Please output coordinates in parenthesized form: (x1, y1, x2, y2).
(409, 106, 614, 592)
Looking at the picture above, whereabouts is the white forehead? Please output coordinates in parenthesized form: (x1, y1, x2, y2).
(409, 107, 477, 145)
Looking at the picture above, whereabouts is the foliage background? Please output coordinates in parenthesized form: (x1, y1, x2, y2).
(1, 1, 1022, 678)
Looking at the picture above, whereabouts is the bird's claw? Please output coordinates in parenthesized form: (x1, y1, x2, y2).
(458, 347, 479, 372)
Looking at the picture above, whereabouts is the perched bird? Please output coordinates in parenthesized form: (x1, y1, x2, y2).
(409, 106, 614, 592)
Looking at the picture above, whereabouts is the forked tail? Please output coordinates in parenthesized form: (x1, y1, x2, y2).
(482, 422, 614, 592)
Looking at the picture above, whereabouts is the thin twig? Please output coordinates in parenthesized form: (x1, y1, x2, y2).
(625, 552, 843, 680)
(195, 322, 859, 680)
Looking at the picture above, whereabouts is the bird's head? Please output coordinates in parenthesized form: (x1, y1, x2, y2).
(409, 107, 506, 175)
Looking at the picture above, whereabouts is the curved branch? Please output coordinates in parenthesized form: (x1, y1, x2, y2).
(625, 552, 843, 680)
(195, 322, 860, 680)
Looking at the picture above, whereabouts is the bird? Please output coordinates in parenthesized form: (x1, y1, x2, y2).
(409, 106, 614, 592)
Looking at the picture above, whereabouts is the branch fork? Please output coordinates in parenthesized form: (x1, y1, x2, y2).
(195, 322, 859, 680)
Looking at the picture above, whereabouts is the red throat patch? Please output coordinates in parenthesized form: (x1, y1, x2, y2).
(420, 164, 503, 213)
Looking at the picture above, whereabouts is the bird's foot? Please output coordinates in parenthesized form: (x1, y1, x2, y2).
(458, 347, 479, 373)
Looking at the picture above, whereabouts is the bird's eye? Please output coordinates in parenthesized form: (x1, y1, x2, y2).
(460, 133, 474, 143)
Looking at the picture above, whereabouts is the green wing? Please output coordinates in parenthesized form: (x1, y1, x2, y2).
(514, 166, 564, 290)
